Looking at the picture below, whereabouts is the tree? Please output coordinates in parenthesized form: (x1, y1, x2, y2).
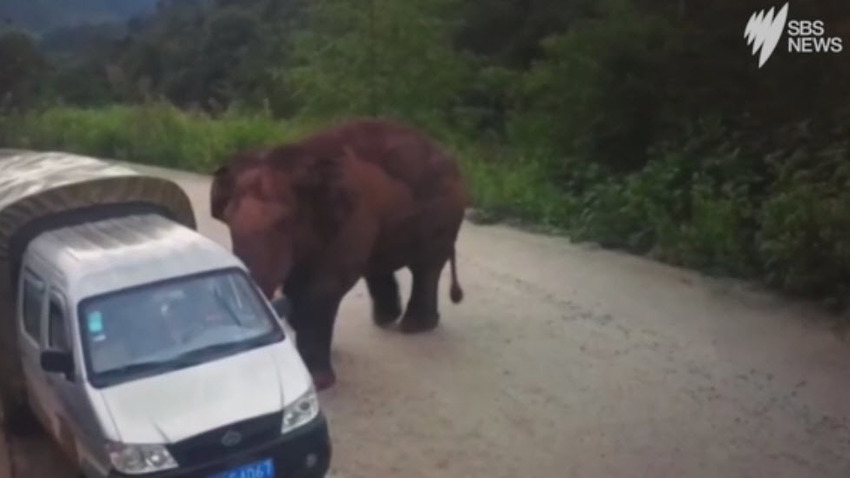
(0, 31, 48, 111)
(286, 0, 472, 129)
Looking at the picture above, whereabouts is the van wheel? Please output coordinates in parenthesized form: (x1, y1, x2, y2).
(1, 396, 38, 436)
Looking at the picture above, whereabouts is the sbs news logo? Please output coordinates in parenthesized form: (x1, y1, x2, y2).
(744, 2, 843, 68)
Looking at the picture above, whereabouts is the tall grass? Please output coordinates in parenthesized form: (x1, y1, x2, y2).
(0, 103, 327, 171)
(2, 104, 849, 312)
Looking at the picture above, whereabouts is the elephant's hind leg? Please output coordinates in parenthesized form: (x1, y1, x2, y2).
(399, 261, 444, 334)
(366, 272, 403, 328)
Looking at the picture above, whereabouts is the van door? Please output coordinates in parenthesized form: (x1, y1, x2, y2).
(43, 287, 111, 475)
(44, 290, 85, 466)
(17, 269, 51, 428)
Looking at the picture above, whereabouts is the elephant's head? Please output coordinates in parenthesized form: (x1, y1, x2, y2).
(210, 146, 354, 299)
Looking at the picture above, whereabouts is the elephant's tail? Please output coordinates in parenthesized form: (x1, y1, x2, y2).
(449, 247, 464, 303)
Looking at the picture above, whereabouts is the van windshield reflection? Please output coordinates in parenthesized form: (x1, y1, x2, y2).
(78, 269, 282, 388)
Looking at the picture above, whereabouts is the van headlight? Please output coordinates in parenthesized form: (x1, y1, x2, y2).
(282, 387, 320, 434)
(106, 442, 178, 474)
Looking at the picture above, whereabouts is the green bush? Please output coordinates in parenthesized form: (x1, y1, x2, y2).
(568, 150, 686, 253)
(666, 172, 757, 277)
(455, 144, 575, 228)
(758, 165, 850, 306)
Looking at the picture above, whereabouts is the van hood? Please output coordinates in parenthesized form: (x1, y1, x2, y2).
(97, 343, 309, 444)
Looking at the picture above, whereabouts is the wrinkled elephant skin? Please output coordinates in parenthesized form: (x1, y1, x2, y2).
(210, 118, 470, 390)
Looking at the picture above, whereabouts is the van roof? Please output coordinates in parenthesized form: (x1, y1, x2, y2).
(26, 213, 244, 300)
(0, 149, 197, 298)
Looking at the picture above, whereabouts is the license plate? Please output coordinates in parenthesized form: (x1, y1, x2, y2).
(208, 458, 275, 478)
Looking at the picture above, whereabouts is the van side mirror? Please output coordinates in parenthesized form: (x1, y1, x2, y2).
(41, 350, 74, 380)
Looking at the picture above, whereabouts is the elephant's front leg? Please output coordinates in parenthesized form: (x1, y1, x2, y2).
(399, 262, 444, 334)
(288, 289, 344, 391)
(366, 272, 402, 328)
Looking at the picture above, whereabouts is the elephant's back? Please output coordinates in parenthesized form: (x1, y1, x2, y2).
(298, 118, 462, 201)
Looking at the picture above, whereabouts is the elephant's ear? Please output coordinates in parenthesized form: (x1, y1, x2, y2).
(210, 163, 234, 222)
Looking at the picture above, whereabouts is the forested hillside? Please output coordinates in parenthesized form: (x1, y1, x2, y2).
(0, 0, 158, 34)
(1, 0, 849, 312)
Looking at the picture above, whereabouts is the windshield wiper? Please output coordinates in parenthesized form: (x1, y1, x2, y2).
(95, 342, 250, 384)
(97, 358, 188, 382)
(168, 337, 267, 364)
(93, 336, 278, 387)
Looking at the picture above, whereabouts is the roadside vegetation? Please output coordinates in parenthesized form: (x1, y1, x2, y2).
(1, 0, 848, 311)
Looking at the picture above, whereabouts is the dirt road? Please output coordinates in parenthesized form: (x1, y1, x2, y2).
(3, 164, 850, 478)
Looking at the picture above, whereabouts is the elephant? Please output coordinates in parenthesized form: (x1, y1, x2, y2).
(210, 118, 470, 390)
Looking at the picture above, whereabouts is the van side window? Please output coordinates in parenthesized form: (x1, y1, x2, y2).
(22, 278, 45, 341)
(48, 298, 70, 352)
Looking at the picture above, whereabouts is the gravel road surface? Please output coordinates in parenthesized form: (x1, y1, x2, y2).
(3, 164, 850, 478)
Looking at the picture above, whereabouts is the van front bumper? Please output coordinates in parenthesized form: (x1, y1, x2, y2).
(106, 414, 331, 478)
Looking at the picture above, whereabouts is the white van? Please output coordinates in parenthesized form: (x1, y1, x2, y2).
(0, 151, 332, 478)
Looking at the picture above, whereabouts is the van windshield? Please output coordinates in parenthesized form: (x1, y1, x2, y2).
(78, 269, 283, 388)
